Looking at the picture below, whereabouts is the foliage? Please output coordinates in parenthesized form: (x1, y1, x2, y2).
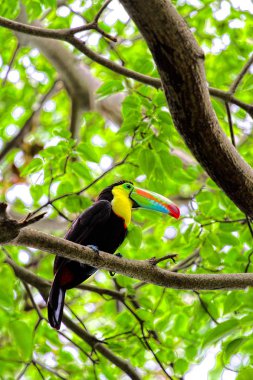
(0, 0, 253, 379)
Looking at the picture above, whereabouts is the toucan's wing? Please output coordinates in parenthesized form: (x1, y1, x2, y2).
(65, 199, 112, 243)
(53, 200, 112, 273)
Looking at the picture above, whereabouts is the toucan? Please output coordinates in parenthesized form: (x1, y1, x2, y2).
(47, 181, 180, 329)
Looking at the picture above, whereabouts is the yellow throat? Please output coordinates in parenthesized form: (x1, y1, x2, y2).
(111, 187, 133, 227)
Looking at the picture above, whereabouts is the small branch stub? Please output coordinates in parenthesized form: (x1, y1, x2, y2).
(0, 203, 46, 244)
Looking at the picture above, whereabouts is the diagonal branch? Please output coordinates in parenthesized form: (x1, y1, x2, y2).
(0, 16, 252, 116)
(118, 0, 253, 216)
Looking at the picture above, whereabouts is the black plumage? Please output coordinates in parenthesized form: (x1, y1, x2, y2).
(48, 182, 128, 330)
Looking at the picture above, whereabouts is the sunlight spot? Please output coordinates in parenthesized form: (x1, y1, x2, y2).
(12, 106, 25, 119)
(144, 360, 158, 371)
(84, 303, 96, 313)
(45, 136, 63, 147)
(92, 135, 106, 147)
(214, 1, 231, 21)
(19, 56, 31, 68)
(43, 100, 56, 112)
(29, 49, 39, 57)
(124, 136, 132, 147)
(18, 250, 30, 264)
(229, 19, 245, 28)
(71, 15, 84, 28)
(6, 124, 18, 137)
(135, 175, 146, 182)
(7, 70, 20, 83)
(14, 151, 25, 168)
(100, 155, 113, 170)
(6, 184, 33, 206)
(105, 2, 129, 25)
(88, 33, 100, 46)
(230, 0, 253, 12)
(164, 226, 177, 239)
(56, 6, 70, 17)
(95, 271, 107, 283)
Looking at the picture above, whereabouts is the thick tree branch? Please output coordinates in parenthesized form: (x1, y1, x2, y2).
(119, 0, 253, 216)
(0, 16, 252, 116)
(2, 227, 253, 290)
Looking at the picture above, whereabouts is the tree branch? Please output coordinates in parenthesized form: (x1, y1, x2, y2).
(0, 16, 252, 116)
(118, 0, 253, 216)
(2, 227, 253, 290)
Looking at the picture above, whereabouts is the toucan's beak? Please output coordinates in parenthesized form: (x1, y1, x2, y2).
(130, 187, 180, 219)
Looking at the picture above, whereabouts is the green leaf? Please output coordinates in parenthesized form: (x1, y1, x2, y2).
(71, 162, 91, 180)
(237, 368, 253, 380)
(174, 358, 189, 375)
(77, 142, 99, 163)
(127, 225, 142, 249)
(96, 80, 124, 100)
(138, 149, 157, 176)
(224, 338, 246, 362)
(21, 158, 43, 176)
(203, 319, 240, 348)
(9, 320, 33, 360)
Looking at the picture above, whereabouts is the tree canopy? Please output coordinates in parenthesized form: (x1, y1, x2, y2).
(0, 0, 253, 379)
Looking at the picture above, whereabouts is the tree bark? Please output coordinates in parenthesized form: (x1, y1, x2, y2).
(119, 0, 253, 216)
(4, 227, 253, 290)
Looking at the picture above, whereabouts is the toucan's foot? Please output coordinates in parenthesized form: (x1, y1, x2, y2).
(110, 253, 122, 276)
(87, 245, 99, 255)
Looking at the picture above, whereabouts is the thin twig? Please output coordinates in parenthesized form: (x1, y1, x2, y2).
(33, 360, 67, 380)
(32, 361, 46, 380)
(230, 55, 253, 95)
(2, 41, 20, 86)
(193, 291, 219, 324)
(16, 363, 31, 380)
(148, 253, 177, 266)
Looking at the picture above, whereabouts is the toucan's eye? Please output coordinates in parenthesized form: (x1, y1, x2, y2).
(125, 184, 132, 189)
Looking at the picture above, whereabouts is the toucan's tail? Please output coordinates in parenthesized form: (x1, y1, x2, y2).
(47, 278, 66, 330)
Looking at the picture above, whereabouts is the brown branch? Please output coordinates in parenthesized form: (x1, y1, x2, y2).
(3, 227, 253, 290)
(0, 16, 252, 117)
(2, 41, 20, 86)
(208, 87, 253, 117)
(118, 0, 253, 216)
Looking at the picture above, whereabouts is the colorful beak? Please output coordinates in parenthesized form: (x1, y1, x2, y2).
(130, 187, 180, 219)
